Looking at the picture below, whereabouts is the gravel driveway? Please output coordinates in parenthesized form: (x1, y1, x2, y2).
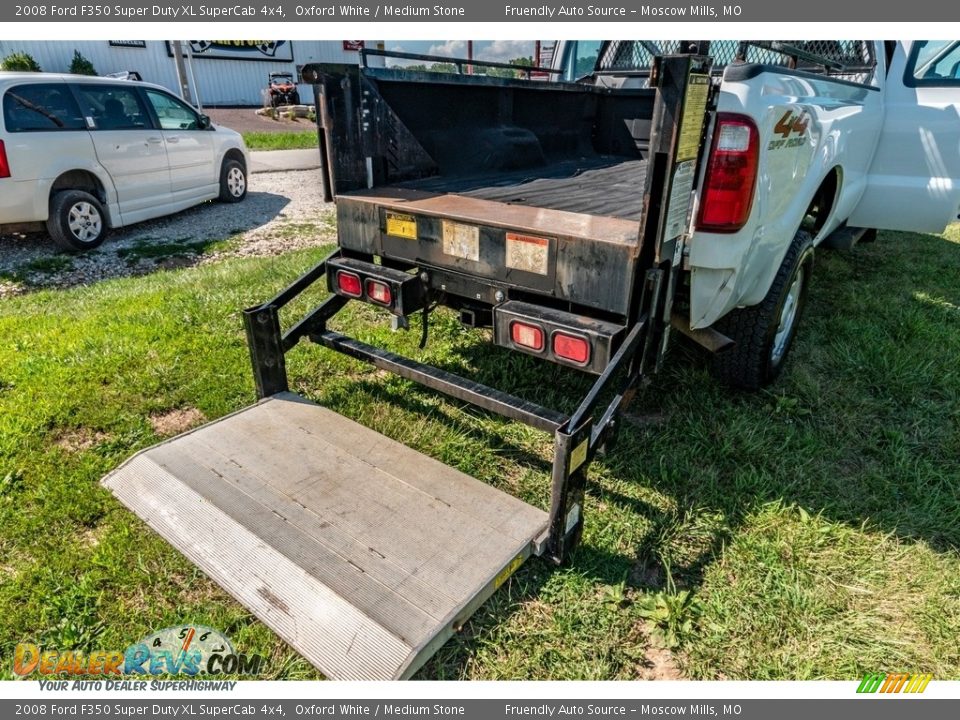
(0, 170, 334, 298)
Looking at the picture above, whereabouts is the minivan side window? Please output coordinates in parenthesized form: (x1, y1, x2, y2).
(907, 41, 960, 85)
(144, 90, 201, 131)
(75, 85, 151, 131)
(2, 83, 85, 132)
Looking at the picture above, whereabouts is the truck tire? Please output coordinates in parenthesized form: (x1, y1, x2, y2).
(711, 230, 814, 390)
(46, 189, 108, 252)
(218, 159, 247, 203)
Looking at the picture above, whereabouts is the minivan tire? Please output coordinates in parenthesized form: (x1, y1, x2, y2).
(46, 190, 108, 252)
(219, 159, 247, 203)
(711, 230, 815, 391)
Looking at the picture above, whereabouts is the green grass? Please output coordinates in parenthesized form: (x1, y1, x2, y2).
(241, 130, 318, 151)
(0, 228, 958, 681)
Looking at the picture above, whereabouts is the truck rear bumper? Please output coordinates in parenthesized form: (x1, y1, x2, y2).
(336, 189, 641, 317)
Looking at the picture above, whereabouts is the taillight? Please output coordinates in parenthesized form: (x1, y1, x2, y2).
(696, 113, 759, 233)
(0, 140, 10, 179)
(553, 332, 591, 365)
(336, 271, 362, 298)
(510, 321, 544, 352)
(365, 279, 392, 306)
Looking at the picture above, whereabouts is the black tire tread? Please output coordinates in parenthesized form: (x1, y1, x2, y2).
(711, 230, 813, 391)
(46, 189, 107, 252)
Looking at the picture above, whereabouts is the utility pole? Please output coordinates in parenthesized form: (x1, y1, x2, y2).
(467, 40, 473, 75)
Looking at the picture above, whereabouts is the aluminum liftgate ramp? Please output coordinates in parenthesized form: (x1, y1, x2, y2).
(102, 54, 713, 681)
(103, 392, 548, 680)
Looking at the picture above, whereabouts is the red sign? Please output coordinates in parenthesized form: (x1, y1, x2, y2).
(343, 41, 365, 51)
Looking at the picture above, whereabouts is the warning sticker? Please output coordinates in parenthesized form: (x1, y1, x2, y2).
(442, 220, 480, 262)
(505, 232, 551, 275)
(494, 554, 525, 589)
(664, 160, 696, 243)
(385, 212, 417, 240)
(677, 73, 709, 162)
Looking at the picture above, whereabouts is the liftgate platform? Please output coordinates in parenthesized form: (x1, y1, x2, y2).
(103, 392, 549, 680)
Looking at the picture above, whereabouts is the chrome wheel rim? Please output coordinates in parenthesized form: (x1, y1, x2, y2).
(772, 267, 804, 365)
(227, 167, 246, 197)
(67, 201, 102, 243)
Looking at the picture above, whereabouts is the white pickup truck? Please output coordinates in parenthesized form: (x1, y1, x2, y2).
(550, 40, 960, 388)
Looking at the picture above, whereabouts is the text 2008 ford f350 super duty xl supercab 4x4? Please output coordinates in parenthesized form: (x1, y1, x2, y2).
(102, 41, 960, 680)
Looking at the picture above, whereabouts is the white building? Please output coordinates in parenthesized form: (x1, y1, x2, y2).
(0, 40, 385, 106)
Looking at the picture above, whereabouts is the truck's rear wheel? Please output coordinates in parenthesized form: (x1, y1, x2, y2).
(711, 230, 814, 390)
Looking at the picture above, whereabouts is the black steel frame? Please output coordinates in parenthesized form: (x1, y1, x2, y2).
(242, 54, 713, 565)
(243, 253, 647, 565)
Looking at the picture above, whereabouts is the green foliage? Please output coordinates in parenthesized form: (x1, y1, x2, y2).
(637, 590, 704, 649)
(69, 50, 97, 76)
(1, 51, 41, 72)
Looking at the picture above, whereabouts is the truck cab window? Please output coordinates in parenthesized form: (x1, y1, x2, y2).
(909, 41, 960, 84)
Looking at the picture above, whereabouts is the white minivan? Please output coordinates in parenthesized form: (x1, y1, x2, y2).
(0, 72, 250, 251)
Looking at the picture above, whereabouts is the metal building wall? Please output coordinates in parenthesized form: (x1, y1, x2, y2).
(0, 40, 382, 106)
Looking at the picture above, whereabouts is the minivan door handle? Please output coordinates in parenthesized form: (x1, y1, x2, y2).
(147, 137, 162, 144)
(166, 136, 180, 144)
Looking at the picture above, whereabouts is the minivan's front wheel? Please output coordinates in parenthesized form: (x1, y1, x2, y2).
(711, 230, 814, 390)
(47, 190, 108, 252)
(219, 159, 247, 203)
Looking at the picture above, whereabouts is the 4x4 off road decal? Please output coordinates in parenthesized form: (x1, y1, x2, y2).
(769, 110, 810, 150)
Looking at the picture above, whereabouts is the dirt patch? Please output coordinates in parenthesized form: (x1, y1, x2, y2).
(637, 632, 684, 680)
(205, 107, 314, 135)
(55, 428, 110, 453)
(80, 526, 106, 549)
(149, 407, 207, 436)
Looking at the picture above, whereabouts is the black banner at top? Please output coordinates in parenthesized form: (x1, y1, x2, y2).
(1, 0, 950, 22)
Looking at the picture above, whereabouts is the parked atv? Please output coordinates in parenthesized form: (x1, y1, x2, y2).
(266, 72, 300, 107)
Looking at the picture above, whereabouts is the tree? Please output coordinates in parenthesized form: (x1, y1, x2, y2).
(0, 51, 41, 72)
(69, 50, 97, 76)
(485, 56, 535, 79)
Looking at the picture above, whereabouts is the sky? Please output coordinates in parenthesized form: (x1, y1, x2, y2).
(385, 40, 539, 66)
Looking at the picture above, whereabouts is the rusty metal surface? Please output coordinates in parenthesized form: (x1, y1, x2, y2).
(342, 188, 641, 248)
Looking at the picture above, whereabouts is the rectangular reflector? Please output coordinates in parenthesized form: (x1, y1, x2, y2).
(365, 279, 392, 306)
(336, 271, 362, 298)
(510, 322, 544, 351)
(553, 332, 590, 365)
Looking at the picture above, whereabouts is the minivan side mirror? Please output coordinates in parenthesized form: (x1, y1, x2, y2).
(198, 114, 212, 130)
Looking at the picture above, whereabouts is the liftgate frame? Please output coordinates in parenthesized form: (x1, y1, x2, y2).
(242, 54, 715, 566)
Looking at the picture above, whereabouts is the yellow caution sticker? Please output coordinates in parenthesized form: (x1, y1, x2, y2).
(570, 439, 589, 472)
(385, 212, 417, 239)
(677, 73, 710, 162)
(494, 554, 525, 589)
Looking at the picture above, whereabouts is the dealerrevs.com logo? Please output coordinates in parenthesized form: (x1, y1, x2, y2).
(13, 625, 265, 679)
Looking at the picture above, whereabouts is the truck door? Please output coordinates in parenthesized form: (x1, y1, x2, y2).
(848, 40, 960, 233)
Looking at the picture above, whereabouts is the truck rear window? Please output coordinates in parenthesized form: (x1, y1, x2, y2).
(907, 41, 960, 85)
(2, 83, 85, 132)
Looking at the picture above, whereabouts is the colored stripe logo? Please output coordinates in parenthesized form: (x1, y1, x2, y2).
(857, 672, 933, 694)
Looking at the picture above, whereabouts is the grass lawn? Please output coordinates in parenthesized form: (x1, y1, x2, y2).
(241, 130, 318, 151)
(0, 228, 958, 680)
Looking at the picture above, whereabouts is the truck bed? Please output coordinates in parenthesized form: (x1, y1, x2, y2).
(394, 156, 648, 222)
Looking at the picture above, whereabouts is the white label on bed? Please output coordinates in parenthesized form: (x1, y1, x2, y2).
(442, 220, 480, 262)
(505, 232, 551, 276)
